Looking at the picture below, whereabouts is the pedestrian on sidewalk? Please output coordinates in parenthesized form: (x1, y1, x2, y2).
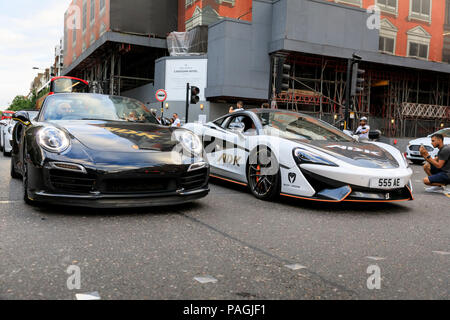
(171, 113, 181, 127)
(421, 133, 450, 194)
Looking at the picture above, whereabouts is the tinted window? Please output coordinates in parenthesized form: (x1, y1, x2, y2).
(257, 111, 353, 142)
(51, 78, 89, 93)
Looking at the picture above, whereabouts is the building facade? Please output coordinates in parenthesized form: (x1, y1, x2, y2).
(64, 0, 110, 68)
(184, 0, 450, 136)
(62, 0, 177, 97)
(178, 0, 252, 31)
(327, 0, 446, 63)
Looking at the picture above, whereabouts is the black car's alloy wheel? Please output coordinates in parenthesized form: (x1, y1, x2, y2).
(247, 146, 280, 200)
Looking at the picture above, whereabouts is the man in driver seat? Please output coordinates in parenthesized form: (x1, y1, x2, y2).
(243, 118, 257, 136)
(55, 102, 73, 120)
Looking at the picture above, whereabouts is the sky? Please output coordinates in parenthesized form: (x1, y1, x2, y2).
(0, 0, 71, 110)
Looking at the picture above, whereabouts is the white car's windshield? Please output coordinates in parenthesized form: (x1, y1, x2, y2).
(256, 111, 353, 142)
(434, 128, 450, 137)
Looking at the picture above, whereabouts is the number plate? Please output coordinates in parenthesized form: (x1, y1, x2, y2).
(370, 178, 404, 189)
(411, 151, 420, 156)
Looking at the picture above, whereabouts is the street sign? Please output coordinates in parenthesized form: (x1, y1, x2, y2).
(155, 89, 167, 102)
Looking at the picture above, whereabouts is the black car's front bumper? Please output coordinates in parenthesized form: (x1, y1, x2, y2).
(26, 158, 210, 208)
(30, 188, 210, 208)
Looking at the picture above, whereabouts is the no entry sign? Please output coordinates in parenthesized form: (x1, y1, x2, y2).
(155, 89, 167, 102)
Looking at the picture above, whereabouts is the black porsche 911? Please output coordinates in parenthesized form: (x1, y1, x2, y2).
(11, 93, 210, 208)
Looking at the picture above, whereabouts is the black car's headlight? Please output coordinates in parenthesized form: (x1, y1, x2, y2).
(293, 148, 338, 167)
(173, 130, 203, 156)
(37, 127, 70, 153)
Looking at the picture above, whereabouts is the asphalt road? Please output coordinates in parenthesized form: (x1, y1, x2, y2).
(0, 155, 448, 300)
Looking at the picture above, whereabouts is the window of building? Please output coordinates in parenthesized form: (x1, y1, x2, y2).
(82, 0, 87, 33)
(378, 18, 397, 54)
(379, 37, 395, 54)
(375, 0, 397, 15)
(409, 0, 432, 22)
(90, 33, 96, 45)
(408, 42, 429, 59)
(445, 0, 450, 29)
(334, 0, 362, 7)
(216, 0, 236, 5)
(99, 22, 106, 36)
(100, 0, 106, 15)
(72, 17, 77, 46)
(90, 0, 96, 25)
(407, 26, 431, 59)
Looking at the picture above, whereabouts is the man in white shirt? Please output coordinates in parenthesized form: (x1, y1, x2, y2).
(171, 113, 181, 127)
(355, 117, 370, 140)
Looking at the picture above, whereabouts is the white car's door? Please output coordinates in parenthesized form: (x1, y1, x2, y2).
(202, 115, 252, 182)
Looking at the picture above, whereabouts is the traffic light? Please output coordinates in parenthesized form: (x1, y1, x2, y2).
(351, 62, 365, 96)
(275, 59, 291, 94)
(190, 86, 200, 104)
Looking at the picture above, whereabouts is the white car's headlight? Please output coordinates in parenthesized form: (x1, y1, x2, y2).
(293, 148, 338, 167)
(173, 130, 203, 155)
(37, 127, 70, 153)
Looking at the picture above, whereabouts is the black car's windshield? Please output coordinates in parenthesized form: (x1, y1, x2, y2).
(434, 128, 450, 137)
(257, 111, 353, 142)
(41, 94, 159, 124)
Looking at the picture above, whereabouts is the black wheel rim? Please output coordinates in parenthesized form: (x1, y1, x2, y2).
(248, 149, 277, 197)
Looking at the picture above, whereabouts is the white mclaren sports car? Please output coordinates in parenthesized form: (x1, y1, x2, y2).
(184, 109, 414, 203)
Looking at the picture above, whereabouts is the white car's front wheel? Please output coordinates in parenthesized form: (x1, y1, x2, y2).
(247, 146, 281, 201)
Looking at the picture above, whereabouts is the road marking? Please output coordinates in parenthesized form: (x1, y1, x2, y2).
(194, 276, 218, 284)
(75, 292, 101, 300)
(0, 201, 21, 204)
(285, 264, 307, 271)
(367, 256, 386, 261)
(432, 251, 450, 256)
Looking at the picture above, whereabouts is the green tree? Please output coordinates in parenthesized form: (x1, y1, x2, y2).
(8, 95, 33, 111)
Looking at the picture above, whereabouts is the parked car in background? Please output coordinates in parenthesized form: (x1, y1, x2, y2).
(406, 128, 450, 164)
(1, 111, 15, 152)
(1, 110, 14, 121)
(1, 111, 39, 156)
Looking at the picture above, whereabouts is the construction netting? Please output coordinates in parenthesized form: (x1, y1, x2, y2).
(167, 26, 208, 56)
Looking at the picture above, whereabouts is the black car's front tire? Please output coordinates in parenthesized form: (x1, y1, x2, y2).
(10, 158, 21, 179)
(22, 164, 36, 206)
(247, 146, 281, 201)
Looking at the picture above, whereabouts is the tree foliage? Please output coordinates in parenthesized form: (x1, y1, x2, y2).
(7, 88, 49, 112)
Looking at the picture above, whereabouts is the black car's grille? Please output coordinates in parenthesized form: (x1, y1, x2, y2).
(409, 145, 433, 152)
(180, 168, 208, 190)
(102, 178, 177, 194)
(49, 169, 96, 194)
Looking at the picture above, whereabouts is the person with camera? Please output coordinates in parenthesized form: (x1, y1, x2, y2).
(420, 133, 450, 194)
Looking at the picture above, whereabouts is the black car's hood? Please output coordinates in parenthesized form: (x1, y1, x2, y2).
(50, 120, 177, 152)
(300, 140, 399, 169)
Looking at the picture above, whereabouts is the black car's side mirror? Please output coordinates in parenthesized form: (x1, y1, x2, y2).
(13, 111, 31, 126)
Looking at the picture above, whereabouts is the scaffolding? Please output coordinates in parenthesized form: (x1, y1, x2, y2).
(271, 52, 450, 137)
